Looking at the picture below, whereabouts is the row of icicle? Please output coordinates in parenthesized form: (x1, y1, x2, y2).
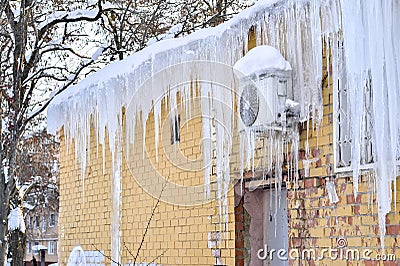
(47, 0, 400, 261)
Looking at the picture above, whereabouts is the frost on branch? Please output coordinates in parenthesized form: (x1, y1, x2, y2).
(7, 208, 25, 233)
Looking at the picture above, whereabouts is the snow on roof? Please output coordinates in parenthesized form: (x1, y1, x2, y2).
(46, 0, 400, 254)
(47, 2, 328, 259)
(47, 0, 293, 134)
(32, 245, 48, 251)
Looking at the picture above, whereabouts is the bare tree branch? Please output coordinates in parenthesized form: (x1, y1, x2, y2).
(133, 181, 167, 264)
(91, 244, 122, 266)
(21, 57, 99, 130)
(142, 248, 168, 265)
(37, 1, 103, 40)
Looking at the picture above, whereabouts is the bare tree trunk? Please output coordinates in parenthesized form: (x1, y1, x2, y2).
(0, 46, 6, 266)
(9, 229, 26, 265)
(0, 0, 104, 262)
(0, 188, 6, 266)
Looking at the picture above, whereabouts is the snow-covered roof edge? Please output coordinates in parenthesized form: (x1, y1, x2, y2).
(47, 0, 292, 133)
(46, 0, 400, 255)
(47, 1, 331, 261)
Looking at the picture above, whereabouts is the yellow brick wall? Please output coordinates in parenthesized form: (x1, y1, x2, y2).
(58, 128, 113, 265)
(58, 29, 400, 266)
(120, 95, 236, 266)
(231, 31, 400, 265)
(58, 92, 237, 265)
(284, 46, 400, 265)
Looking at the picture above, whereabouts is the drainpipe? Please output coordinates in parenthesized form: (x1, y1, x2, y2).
(40, 249, 45, 266)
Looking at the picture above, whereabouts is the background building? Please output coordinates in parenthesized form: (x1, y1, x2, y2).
(17, 131, 60, 266)
(24, 212, 58, 266)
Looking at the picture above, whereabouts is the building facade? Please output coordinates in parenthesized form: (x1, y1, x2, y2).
(24, 212, 59, 266)
(49, 1, 400, 265)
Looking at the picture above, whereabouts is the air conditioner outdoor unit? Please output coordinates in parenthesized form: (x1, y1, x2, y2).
(234, 45, 297, 131)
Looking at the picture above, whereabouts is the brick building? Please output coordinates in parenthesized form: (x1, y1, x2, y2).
(48, 1, 400, 265)
(24, 212, 59, 266)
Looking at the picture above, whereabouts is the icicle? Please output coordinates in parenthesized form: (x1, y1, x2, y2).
(102, 141, 106, 175)
(338, 0, 400, 250)
(153, 101, 161, 162)
(47, 0, 400, 253)
(274, 132, 278, 238)
(326, 177, 339, 204)
(262, 138, 267, 180)
(110, 127, 122, 265)
(239, 133, 245, 196)
(201, 84, 212, 199)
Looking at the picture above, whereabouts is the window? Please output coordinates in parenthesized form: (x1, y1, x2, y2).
(170, 114, 181, 144)
(33, 241, 39, 254)
(49, 213, 56, 227)
(48, 241, 55, 255)
(42, 216, 47, 231)
(27, 242, 31, 254)
(34, 216, 40, 228)
(334, 71, 374, 170)
(26, 216, 32, 229)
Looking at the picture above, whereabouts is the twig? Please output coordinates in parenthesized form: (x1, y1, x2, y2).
(145, 248, 168, 265)
(133, 180, 167, 264)
(21, 54, 101, 131)
(91, 244, 122, 266)
(90, 180, 168, 265)
(123, 240, 136, 260)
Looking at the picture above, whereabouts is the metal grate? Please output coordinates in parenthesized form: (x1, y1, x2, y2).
(334, 72, 374, 171)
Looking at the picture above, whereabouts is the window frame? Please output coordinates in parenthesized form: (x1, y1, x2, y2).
(49, 213, 56, 227)
(27, 242, 31, 254)
(333, 61, 374, 173)
(42, 216, 47, 231)
(48, 241, 55, 255)
(33, 241, 39, 254)
(170, 114, 181, 144)
(34, 216, 40, 228)
(332, 42, 400, 177)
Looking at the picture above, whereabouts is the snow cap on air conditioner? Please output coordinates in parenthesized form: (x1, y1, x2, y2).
(233, 45, 292, 78)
